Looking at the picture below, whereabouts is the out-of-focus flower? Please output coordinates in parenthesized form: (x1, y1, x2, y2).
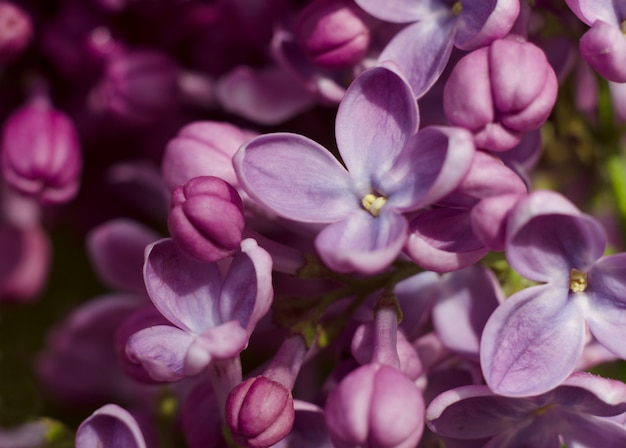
(1, 95, 83, 204)
(0, 1, 33, 65)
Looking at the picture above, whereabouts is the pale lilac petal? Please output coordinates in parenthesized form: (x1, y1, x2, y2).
(585, 254, 626, 359)
(216, 65, 315, 125)
(426, 385, 535, 439)
(233, 133, 357, 222)
(561, 413, 626, 448)
(455, 0, 519, 50)
(431, 266, 501, 361)
(383, 126, 475, 211)
(126, 325, 192, 382)
(609, 80, 626, 123)
(354, 0, 447, 23)
(87, 219, 159, 295)
(184, 321, 249, 376)
(480, 285, 587, 396)
(405, 208, 489, 273)
(378, 19, 456, 98)
(144, 238, 221, 333)
(506, 190, 606, 282)
(218, 238, 273, 333)
(315, 209, 408, 274)
(76, 404, 147, 448)
(335, 65, 418, 183)
(564, 0, 621, 25)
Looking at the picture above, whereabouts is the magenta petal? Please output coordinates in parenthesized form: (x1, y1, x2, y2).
(315, 210, 408, 274)
(76, 404, 147, 448)
(378, 19, 456, 99)
(126, 325, 192, 382)
(234, 133, 356, 222)
(480, 285, 587, 397)
(580, 20, 626, 83)
(219, 238, 273, 333)
(335, 65, 418, 183)
(506, 190, 606, 283)
(585, 254, 626, 359)
(184, 321, 249, 376)
(564, 0, 620, 25)
(144, 238, 221, 333)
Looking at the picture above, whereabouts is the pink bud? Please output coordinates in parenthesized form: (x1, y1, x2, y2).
(168, 176, 244, 263)
(226, 376, 295, 448)
(295, 0, 371, 69)
(1, 99, 83, 204)
(0, 1, 33, 64)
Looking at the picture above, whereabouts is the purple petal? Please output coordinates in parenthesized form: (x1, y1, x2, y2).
(426, 384, 535, 439)
(552, 372, 626, 416)
(144, 238, 221, 333)
(560, 412, 626, 448)
(378, 19, 456, 98)
(126, 325, 192, 382)
(564, 0, 621, 25)
(233, 133, 357, 222)
(216, 65, 315, 125)
(383, 126, 475, 211)
(480, 284, 587, 396)
(470, 193, 524, 251)
(585, 254, 626, 359)
(609, 80, 626, 123)
(335, 65, 418, 185)
(455, 0, 520, 50)
(315, 209, 408, 274)
(354, 0, 447, 23)
(580, 20, 626, 83)
(405, 208, 489, 273)
(218, 238, 273, 333)
(87, 219, 159, 295)
(76, 404, 147, 448)
(431, 266, 502, 361)
(184, 321, 249, 376)
(506, 190, 606, 283)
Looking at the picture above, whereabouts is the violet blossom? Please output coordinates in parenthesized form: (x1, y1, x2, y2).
(234, 64, 474, 274)
(125, 237, 273, 381)
(481, 190, 626, 397)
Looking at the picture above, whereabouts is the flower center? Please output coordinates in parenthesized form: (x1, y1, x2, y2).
(452, 1, 462, 16)
(361, 193, 387, 217)
(621, 20, 626, 35)
(569, 268, 588, 293)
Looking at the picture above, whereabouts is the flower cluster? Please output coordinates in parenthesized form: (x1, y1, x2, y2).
(3, 1, 626, 448)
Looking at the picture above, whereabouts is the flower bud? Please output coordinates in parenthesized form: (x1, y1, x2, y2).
(226, 375, 295, 448)
(168, 176, 244, 263)
(1, 98, 82, 204)
(295, 0, 371, 69)
(324, 363, 425, 448)
(89, 49, 180, 124)
(443, 36, 557, 152)
(0, 1, 33, 65)
(580, 20, 626, 83)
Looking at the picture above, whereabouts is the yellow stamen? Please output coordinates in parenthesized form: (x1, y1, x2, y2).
(452, 1, 462, 16)
(361, 193, 387, 217)
(569, 268, 588, 293)
(621, 20, 626, 35)
(535, 404, 554, 416)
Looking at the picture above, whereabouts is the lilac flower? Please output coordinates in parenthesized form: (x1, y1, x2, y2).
(355, 0, 520, 97)
(0, 1, 33, 65)
(481, 190, 626, 396)
(565, 0, 626, 82)
(426, 372, 626, 447)
(234, 64, 474, 273)
(125, 237, 273, 381)
(76, 404, 147, 448)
